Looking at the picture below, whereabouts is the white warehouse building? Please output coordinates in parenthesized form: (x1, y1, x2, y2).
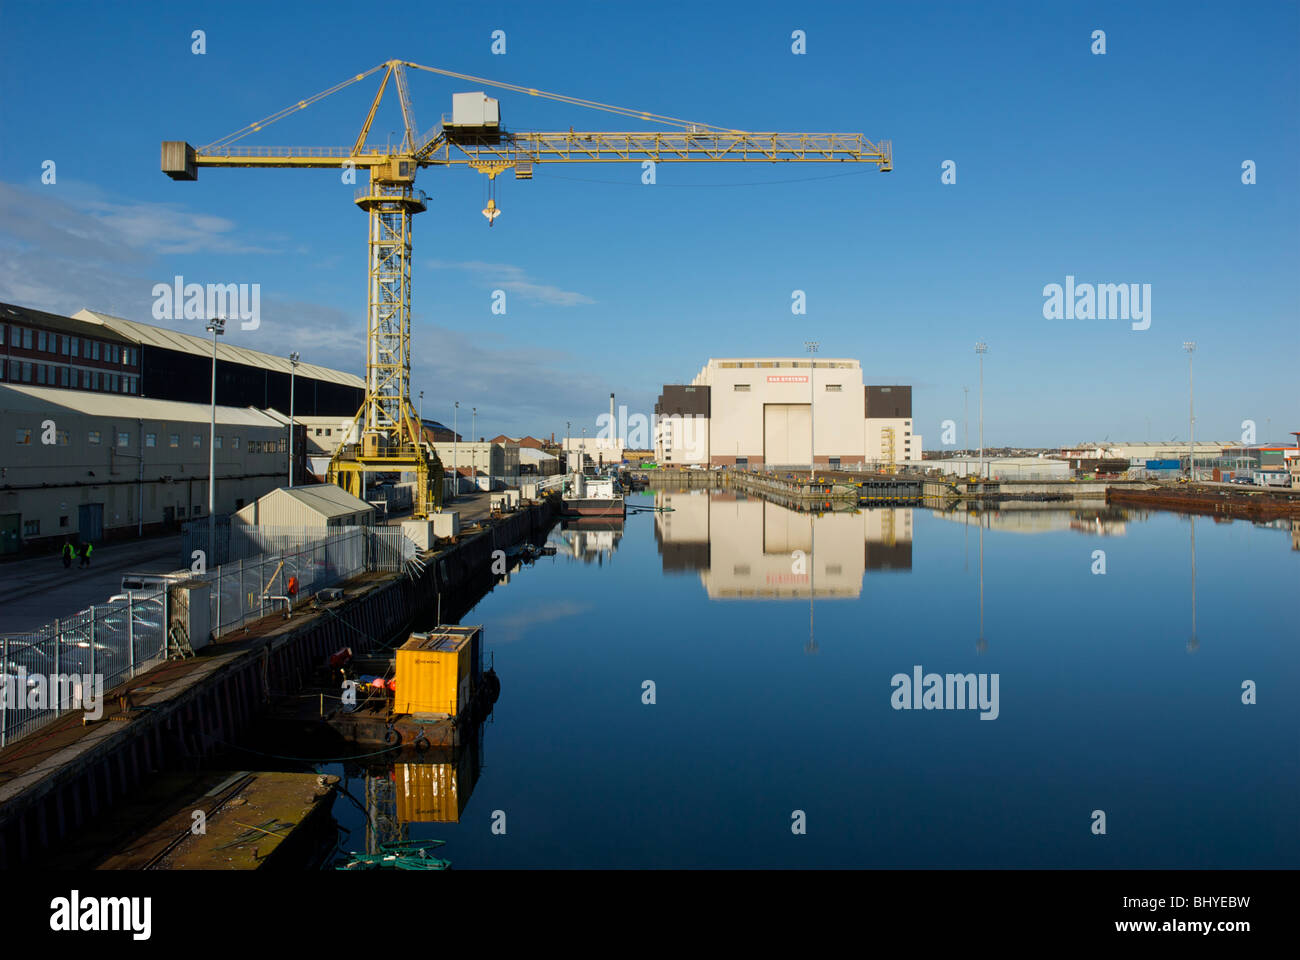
(653, 358, 919, 469)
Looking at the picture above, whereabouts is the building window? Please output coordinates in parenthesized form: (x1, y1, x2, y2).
(232, 437, 240, 450)
(117, 432, 129, 447)
(15, 428, 32, 445)
(81, 370, 90, 388)
(37, 331, 47, 352)
(110, 374, 119, 392)
(91, 341, 100, 360)
(193, 434, 201, 448)
(145, 433, 157, 447)
(61, 337, 69, 356)
(734, 384, 751, 392)
(59, 515, 69, 528)
(325, 429, 332, 436)
(61, 367, 70, 386)
(168, 433, 180, 448)
(23, 519, 39, 536)
(70, 338, 79, 358)
(215, 436, 223, 449)
(21, 362, 32, 382)
(315, 428, 322, 436)
(22, 328, 33, 349)
(0, 324, 4, 345)
(825, 384, 842, 392)
(88, 430, 101, 445)
(36, 365, 46, 385)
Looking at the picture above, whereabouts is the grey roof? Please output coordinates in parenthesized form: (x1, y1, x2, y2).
(1, 302, 136, 343)
(269, 484, 375, 517)
(73, 309, 364, 388)
(0, 383, 284, 426)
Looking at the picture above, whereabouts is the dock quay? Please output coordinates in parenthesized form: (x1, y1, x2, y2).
(1107, 483, 1300, 521)
(639, 468, 1130, 504)
(42, 770, 341, 870)
(0, 498, 557, 868)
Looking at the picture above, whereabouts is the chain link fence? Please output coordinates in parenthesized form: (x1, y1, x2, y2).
(2, 525, 419, 749)
(1, 590, 168, 748)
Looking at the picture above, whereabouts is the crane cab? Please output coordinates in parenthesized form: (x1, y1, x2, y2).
(444, 92, 501, 143)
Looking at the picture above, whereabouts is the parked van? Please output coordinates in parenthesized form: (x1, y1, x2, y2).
(115, 570, 190, 597)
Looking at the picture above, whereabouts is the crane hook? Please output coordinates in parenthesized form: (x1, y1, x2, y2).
(482, 198, 499, 226)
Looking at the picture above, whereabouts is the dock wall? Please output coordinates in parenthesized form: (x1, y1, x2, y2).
(0, 500, 557, 867)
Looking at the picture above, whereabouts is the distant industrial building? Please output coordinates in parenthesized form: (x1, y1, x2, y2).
(654, 358, 920, 468)
(1, 384, 291, 553)
(0, 302, 363, 415)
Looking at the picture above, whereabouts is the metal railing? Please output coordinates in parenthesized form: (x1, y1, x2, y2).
(1, 525, 420, 750)
(208, 526, 418, 636)
(1, 590, 168, 748)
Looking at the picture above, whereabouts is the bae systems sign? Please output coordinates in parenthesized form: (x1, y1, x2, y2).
(767, 375, 808, 383)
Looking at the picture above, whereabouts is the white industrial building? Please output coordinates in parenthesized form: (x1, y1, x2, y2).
(653, 358, 920, 469)
(1, 383, 291, 553)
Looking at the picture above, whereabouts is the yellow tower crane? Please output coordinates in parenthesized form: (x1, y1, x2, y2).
(162, 59, 892, 517)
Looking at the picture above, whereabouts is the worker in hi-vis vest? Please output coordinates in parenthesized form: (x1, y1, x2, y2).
(62, 540, 75, 569)
(79, 540, 93, 569)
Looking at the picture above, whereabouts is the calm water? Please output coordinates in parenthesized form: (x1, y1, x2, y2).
(327, 490, 1299, 868)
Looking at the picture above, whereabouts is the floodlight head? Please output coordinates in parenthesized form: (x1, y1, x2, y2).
(975, 341, 987, 354)
(289, 351, 300, 365)
(206, 317, 226, 334)
(1183, 341, 1197, 352)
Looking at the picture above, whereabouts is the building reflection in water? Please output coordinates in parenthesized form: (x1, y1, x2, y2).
(652, 489, 912, 600)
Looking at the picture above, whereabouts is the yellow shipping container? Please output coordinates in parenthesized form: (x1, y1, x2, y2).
(394, 630, 474, 717)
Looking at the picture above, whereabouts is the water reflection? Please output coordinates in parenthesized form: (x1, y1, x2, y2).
(345, 720, 486, 855)
(554, 517, 624, 565)
(652, 489, 912, 599)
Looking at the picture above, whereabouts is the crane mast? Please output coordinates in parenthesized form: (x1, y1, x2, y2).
(162, 59, 891, 518)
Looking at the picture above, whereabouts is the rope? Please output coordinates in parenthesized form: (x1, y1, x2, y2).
(208, 735, 401, 764)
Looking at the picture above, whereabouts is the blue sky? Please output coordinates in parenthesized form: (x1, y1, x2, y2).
(1, 0, 1296, 446)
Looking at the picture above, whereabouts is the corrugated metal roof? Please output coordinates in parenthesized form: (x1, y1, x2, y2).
(72, 309, 364, 388)
(0, 383, 282, 427)
(272, 484, 374, 517)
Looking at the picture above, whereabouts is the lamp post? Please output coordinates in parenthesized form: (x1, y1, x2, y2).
(452, 401, 459, 501)
(975, 342, 988, 480)
(1187, 343, 1197, 479)
(472, 406, 477, 491)
(205, 317, 225, 560)
(288, 351, 299, 488)
(963, 385, 969, 453)
(804, 340, 819, 480)
(419, 390, 424, 424)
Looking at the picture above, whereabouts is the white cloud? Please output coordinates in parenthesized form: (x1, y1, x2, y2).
(428, 259, 595, 306)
